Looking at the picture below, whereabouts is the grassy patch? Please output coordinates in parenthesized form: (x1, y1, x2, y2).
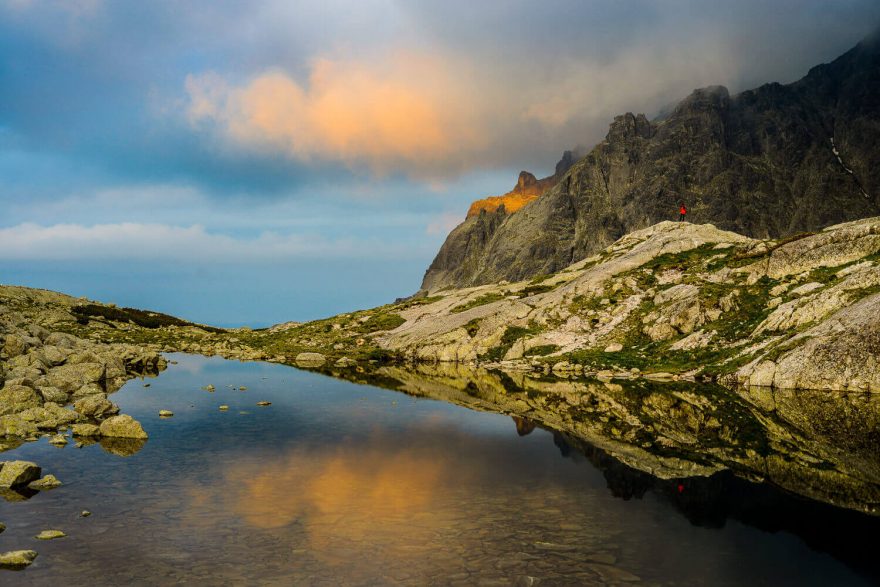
(450, 292, 506, 313)
(524, 344, 559, 357)
(357, 312, 406, 333)
(479, 324, 541, 362)
(464, 318, 482, 337)
(72, 304, 225, 333)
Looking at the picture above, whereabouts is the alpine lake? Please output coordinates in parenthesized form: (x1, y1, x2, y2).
(1, 353, 878, 586)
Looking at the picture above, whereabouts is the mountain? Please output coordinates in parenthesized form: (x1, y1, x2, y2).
(421, 31, 880, 292)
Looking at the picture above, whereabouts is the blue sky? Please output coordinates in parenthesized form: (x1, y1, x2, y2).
(1, 0, 878, 326)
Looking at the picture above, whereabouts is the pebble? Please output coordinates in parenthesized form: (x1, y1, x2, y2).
(35, 529, 66, 540)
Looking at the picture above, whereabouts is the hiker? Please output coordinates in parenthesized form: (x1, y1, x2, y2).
(678, 203, 687, 222)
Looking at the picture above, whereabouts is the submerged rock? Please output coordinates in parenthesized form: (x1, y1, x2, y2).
(28, 474, 62, 490)
(0, 549, 38, 569)
(34, 529, 65, 540)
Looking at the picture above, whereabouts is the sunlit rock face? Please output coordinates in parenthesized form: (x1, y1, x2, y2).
(466, 171, 558, 217)
(422, 34, 880, 291)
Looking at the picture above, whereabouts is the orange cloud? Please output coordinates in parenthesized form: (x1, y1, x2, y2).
(186, 52, 485, 175)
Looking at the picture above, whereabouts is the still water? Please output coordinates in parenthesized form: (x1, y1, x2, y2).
(0, 354, 877, 586)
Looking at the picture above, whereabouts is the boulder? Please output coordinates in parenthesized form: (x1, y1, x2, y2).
(74, 394, 118, 418)
(0, 415, 38, 437)
(604, 343, 623, 353)
(2, 334, 27, 358)
(0, 461, 41, 488)
(0, 385, 43, 415)
(37, 386, 69, 404)
(35, 529, 65, 540)
(44, 362, 105, 392)
(99, 415, 148, 439)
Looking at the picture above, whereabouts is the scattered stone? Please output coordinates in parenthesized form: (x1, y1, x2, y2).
(0, 461, 41, 488)
(334, 357, 357, 367)
(99, 415, 148, 439)
(80, 510, 91, 517)
(143, 383, 151, 387)
(202, 384, 215, 392)
(219, 405, 229, 411)
(48, 434, 67, 446)
(35, 529, 66, 540)
(604, 342, 623, 353)
(28, 475, 62, 490)
(256, 401, 271, 406)
(158, 410, 173, 417)
(0, 550, 38, 569)
(239, 386, 247, 391)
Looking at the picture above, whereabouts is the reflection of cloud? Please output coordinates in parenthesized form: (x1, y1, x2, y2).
(226, 439, 455, 556)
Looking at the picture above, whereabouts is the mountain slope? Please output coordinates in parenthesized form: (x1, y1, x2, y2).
(422, 32, 880, 292)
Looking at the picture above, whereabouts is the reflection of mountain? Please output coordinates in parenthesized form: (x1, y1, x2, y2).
(327, 362, 880, 516)
(552, 431, 880, 582)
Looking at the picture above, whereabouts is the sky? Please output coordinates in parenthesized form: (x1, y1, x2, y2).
(1, 0, 879, 326)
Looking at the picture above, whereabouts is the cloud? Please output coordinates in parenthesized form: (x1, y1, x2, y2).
(186, 52, 486, 177)
(0, 222, 428, 262)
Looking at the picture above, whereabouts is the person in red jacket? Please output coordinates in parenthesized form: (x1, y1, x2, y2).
(678, 203, 687, 222)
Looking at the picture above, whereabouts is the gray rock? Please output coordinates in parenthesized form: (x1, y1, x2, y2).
(99, 415, 148, 439)
(0, 385, 43, 415)
(73, 394, 118, 419)
(0, 461, 41, 488)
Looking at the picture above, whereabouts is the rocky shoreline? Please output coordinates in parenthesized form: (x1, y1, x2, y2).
(0, 301, 165, 568)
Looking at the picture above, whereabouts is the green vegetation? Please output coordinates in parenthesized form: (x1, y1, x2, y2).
(356, 312, 406, 333)
(464, 318, 482, 337)
(72, 304, 225, 333)
(450, 292, 506, 313)
(479, 323, 541, 362)
(523, 344, 559, 357)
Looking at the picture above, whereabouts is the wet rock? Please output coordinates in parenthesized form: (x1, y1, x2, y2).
(99, 415, 148, 439)
(219, 405, 229, 411)
(0, 550, 38, 569)
(0, 461, 41, 488)
(256, 401, 271, 406)
(35, 529, 65, 540)
(202, 384, 215, 391)
(158, 410, 173, 417)
(0, 522, 4, 533)
(334, 357, 357, 367)
(28, 474, 62, 490)
(80, 510, 91, 517)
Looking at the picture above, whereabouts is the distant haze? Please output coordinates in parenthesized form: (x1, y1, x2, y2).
(1, 0, 878, 325)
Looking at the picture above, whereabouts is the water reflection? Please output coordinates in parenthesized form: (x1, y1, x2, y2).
(329, 363, 880, 516)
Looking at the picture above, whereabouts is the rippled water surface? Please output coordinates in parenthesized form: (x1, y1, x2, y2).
(1, 354, 878, 586)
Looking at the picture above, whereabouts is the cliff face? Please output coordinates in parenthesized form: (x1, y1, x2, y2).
(422, 33, 880, 292)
